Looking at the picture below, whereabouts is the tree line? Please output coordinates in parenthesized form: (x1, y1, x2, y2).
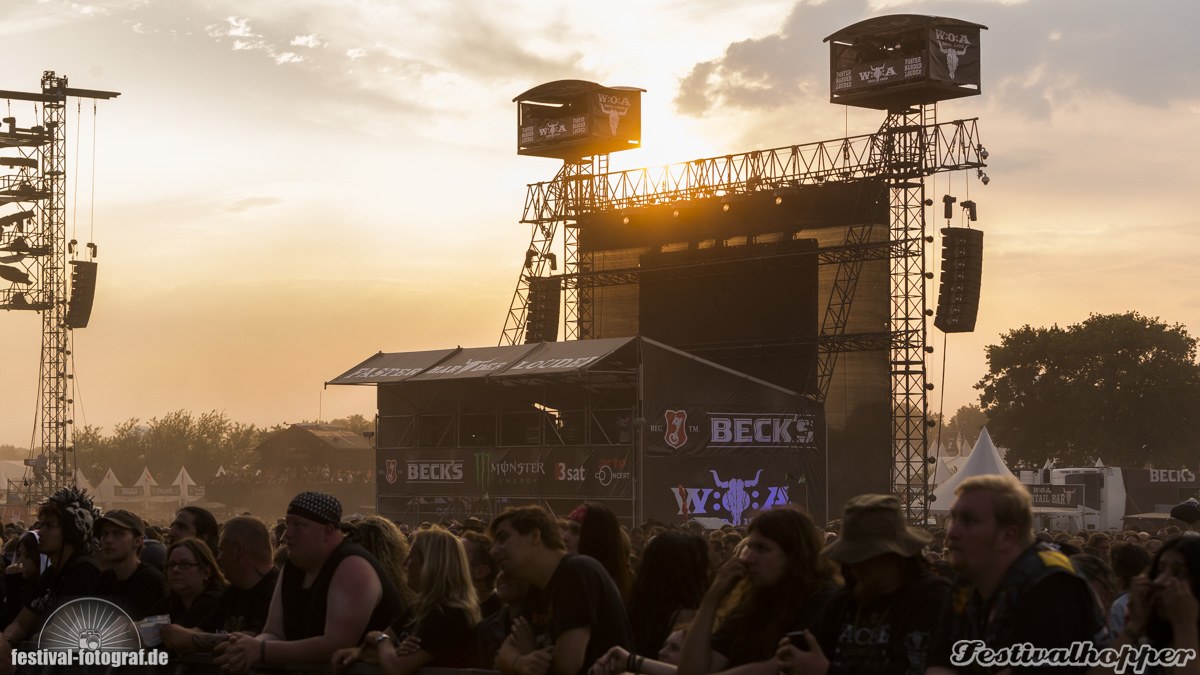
(18, 311, 1196, 483)
(68, 411, 372, 485)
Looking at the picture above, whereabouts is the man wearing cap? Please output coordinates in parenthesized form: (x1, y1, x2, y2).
(95, 508, 166, 620)
(775, 494, 950, 675)
(213, 491, 404, 674)
(926, 474, 1106, 674)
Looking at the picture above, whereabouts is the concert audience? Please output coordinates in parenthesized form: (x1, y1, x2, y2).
(490, 504, 633, 675)
(1109, 540, 1153, 635)
(1116, 535, 1200, 663)
(146, 537, 225, 628)
(0, 487, 103, 675)
(927, 474, 1107, 674)
(476, 569, 530, 668)
(0, 532, 44, 628)
(347, 515, 416, 606)
(626, 530, 709, 660)
(213, 492, 404, 673)
(161, 515, 280, 653)
(775, 494, 950, 675)
(95, 509, 167, 620)
(169, 505, 221, 556)
(332, 525, 481, 673)
(569, 502, 634, 602)
(461, 530, 503, 617)
(678, 506, 836, 675)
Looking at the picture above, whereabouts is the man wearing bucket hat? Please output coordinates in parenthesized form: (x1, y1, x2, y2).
(775, 494, 951, 675)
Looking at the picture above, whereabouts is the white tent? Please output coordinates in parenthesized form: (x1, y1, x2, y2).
(134, 467, 159, 488)
(931, 427, 1014, 513)
(171, 466, 202, 504)
(73, 469, 96, 495)
(95, 468, 122, 503)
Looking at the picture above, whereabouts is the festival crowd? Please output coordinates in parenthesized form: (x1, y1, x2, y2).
(0, 475, 1197, 674)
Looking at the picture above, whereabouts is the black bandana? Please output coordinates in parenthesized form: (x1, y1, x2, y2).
(287, 491, 341, 526)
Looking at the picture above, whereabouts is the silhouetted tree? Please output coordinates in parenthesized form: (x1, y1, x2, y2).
(976, 312, 1200, 469)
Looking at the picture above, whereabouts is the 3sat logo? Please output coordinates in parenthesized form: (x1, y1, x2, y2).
(554, 463, 585, 481)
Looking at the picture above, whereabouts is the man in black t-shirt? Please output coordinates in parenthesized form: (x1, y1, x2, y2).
(161, 516, 280, 653)
(776, 494, 950, 675)
(94, 509, 166, 620)
(489, 505, 632, 675)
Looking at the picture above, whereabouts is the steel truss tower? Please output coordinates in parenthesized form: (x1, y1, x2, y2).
(0, 72, 119, 509)
(503, 117, 985, 520)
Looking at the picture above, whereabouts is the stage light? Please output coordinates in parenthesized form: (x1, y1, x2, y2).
(775, 196, 783, 205)
(942, 194, 956, 220)
(977, 169, 990, 185)
(976, 144, 989, 160)
(524, 248, 537, 270)
(722, 202, 731, 212)
(961, 200, 977, 221)
(545, 252, 557, 271)
(622, 216, 631, 225)
(672, 209, 680, 218)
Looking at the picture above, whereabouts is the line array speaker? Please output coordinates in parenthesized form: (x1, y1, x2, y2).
(65, 260, 97, 329)
(524, 276, 561, 343)
(934, 228, 982, 333)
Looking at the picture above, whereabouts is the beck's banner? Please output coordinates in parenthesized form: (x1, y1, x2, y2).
(378, 447, 632, 501)
(642, 405, 825, 526)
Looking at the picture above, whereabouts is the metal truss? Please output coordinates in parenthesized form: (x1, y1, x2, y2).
(1, 72, 118, 510)
(501, 158, 603, 345)
(517, 119, 984, 219)
(880, 106, 937, 522)
(502, 114, 985, 521)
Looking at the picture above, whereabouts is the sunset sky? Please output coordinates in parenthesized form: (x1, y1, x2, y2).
(1, 0, 1197, 450)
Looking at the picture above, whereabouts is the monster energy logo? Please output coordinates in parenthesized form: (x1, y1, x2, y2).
(474, 452, 490, 497)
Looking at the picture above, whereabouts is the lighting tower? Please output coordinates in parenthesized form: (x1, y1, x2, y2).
(501, 80, 643, 345)
(824, 15, 987, 520)
(0, 72, 119, 510)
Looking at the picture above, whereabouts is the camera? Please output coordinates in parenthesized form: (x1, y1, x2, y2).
(78, 629, 101, 651)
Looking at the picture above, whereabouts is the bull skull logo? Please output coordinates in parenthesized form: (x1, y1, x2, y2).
(710, 469, 762, 526)
(938, 41, 969, 79)
(597, 99, 630, 135)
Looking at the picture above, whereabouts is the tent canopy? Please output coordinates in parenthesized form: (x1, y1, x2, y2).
(930, 427, 1014, 513)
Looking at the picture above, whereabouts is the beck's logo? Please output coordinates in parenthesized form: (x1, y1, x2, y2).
(385, 459, 398, 485)
(664, 410, 688, 449)
(406, 461, 464, 482)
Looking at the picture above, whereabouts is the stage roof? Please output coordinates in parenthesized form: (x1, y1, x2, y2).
(329, 337, 639, 385)
(329, 336, 798, 395)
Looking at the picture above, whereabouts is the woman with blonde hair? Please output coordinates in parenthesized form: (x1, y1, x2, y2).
(333, 525, 481, 673)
